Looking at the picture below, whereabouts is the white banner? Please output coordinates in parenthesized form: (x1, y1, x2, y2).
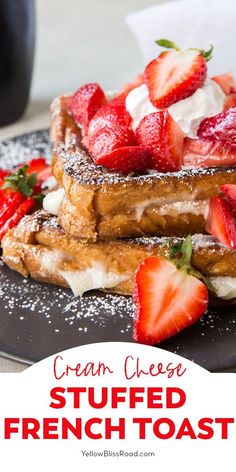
(0, 342, 235, 471)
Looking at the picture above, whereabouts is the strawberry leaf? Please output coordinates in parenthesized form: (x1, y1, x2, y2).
(168, 236, 202, 278)
(2, 165, 37, 197)
(202, 45, 214, 61)
(33, 193, 44, 209)
(155, 38, 180, 51)
(169, 241, 183, 258)
(190, 45, 214, 62)
(181, 235, 192, 266)
(167, 236, 218, 295)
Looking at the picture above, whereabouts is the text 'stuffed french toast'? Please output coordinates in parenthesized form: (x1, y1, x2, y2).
(2, 210, 236, 303)
(50, 96, 236, 241)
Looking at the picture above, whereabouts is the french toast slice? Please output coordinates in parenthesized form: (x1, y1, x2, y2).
(2, 210, 236, 302)
(50, 96, 236, 241)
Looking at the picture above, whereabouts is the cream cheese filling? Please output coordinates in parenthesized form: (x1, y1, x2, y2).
(11, 242, 236, 300)
(43, 188, 65, 216)
(60, 263, 130, 297)
(42, 175, 58, 192)
(134, 198, 208, 222)
(41, 251, 130, 297)
(208, 277, 236, 300)
(40, 253, 236, 300)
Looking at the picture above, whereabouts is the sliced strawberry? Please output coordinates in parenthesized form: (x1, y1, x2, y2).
(224, 93, 236, 110)
(118, 73, 144, 99)
(0, 197, 35, 241)
(144, 49, 207, 108)
(0, 169, 10, 187)
(183, 137, 236, 168)
(3, 161, 47, 197)
(205, 194, 236, 249)
(198, 107, 236, 151)
(26, 157, 48, 174)
(133, 256, 208, 345)
(212, 72, 236, 95)
(136, 111, 184, 172)
(87, 130, 135, 162)
(86, 99, 131, 138)
(85, 99, 136, 162)
(0, 190, 25, 228)
(26, 157, 52, 187)
(95, 146, 151, 173)
(68, 83, 107, 130)
(34, 166, 52, 186)
(220, 184, 236, 211)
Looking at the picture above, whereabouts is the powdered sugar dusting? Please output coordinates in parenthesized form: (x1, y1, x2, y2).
(0, 130, 134, 348)
(0, 256, 134, 331)
(0, 129, 51, 169)
(1, 129, 236, 371)
(59, 144, 236, 186)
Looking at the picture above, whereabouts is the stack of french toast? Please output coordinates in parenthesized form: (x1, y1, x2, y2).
(2, 39, 236, 344)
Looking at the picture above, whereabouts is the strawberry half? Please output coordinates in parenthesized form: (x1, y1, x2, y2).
(68, 83, 107, 130)
(136, 111, 184, 172)
(0, 190, 25, 229)
(133, 237, 208, 345)
(183, 137, 236, 168)
(144, 41, 208, 108)
(212, 72, 236, 95)
(205, 194, 236, 249)
(0, 197, 35, 241)
(198, 106, 236, 151)
(95, 146, 151, 173)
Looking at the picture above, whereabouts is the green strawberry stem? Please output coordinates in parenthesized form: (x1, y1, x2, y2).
(168, 235, 201, 276)
(161, 235, 215, 294)
(155, 38, 213, 62)
(190, 45, 214, 62)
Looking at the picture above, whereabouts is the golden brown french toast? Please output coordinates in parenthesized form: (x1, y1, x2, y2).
(2, 210, 236, 302)
(50, 96, 236, 241)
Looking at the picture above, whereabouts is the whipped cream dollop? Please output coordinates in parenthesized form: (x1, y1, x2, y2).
(126, 79, 225, 138)
(126, 84, 156, 130)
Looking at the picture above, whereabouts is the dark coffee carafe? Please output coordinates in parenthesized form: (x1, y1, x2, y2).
(0, 0, 35, 127)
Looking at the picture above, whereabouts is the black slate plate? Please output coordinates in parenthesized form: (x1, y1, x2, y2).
(0, 129, 236, 372)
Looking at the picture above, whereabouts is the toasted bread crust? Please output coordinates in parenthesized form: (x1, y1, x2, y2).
(50, 96, 80, 149)
(50, 96, 236, 240)
(58, 194, 207, 240)
(2, 211, 236, 302)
